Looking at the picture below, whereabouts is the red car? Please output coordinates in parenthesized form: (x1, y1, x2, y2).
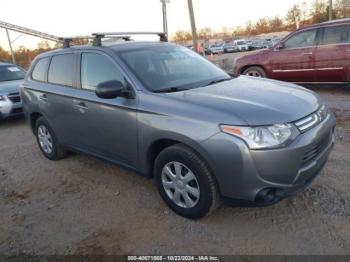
(234, 18, 350, 84)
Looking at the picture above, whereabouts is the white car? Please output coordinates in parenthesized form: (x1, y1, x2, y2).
(234, 40, 249, 52)
(209, 44, 224, 54)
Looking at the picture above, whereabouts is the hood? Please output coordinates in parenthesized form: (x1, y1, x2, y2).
(0, 80, 22, 95)
(165, 76, 321, 126)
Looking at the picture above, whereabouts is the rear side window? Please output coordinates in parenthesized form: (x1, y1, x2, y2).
(48, 54, 74, 87)
(320, 25, 350, 45)
(81, 53, 127, 91)
(284, 29, 317, 49)
(32, 57, 50, 82)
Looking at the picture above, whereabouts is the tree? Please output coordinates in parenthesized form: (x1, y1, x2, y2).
(334, 0, 350, 18)
(286, 4, 302, 29)
(311, 0, 328, 23)
(0, 46, 11, 62)
(255, 17, 270, 34)
(245, 20, 257, 36)
(198, 27, 213, 39)
(269, 16, 284, 32)
(172, 30, 192, 42)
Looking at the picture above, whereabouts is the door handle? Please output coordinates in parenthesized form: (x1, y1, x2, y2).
(39, 94, 48, 102)
(302, 52, 313, 56)
(73, 100, 88, 110)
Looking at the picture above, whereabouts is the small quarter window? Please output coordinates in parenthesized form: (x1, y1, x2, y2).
(32, 57, 50, 82)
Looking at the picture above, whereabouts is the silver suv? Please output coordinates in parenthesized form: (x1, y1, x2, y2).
(0, 62, 25, 121)
(22, 33, 335, 218)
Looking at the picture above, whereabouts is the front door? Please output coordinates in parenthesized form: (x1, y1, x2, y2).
(70, 52, 138, 168)
(269, 28, 318, 83)
(314, 24, 350, 83)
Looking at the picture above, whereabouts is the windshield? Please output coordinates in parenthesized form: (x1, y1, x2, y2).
(0, 65, 25, 82)
(119, 45, 229, 92)
(237, 41, 246, 45)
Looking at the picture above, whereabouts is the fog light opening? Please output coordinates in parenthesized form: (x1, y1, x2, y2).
(255, 188, 281, 204)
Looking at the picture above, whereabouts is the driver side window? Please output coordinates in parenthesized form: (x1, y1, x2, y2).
(284, 29, 317, 49)
(81, 53, 127, 91)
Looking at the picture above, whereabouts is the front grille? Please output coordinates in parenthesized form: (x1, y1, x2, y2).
(7, 93, 21, 103)
(294, 105, 329, 133)
(302, 133, 331, 166)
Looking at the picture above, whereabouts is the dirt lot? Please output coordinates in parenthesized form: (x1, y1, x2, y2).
(0, 87, 349, 255)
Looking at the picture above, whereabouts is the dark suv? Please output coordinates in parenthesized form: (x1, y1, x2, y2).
(22, 33, 335, 218)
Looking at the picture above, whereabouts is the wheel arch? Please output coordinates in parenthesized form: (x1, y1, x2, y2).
(29, 112, 43, 134)
(143, 134, 215, 180)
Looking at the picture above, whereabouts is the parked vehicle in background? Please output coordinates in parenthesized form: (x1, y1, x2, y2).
(269, 38, 281, 48)
(234, 40, 249, 52)
(204, 43, 212, 55)
(223, 42, 237, 53)
(234, 18, 350, 84)
(209, 43, 224, 54)
(0, 62, 25, 121)
(22, 34, 335, 218)
(249, 39, 268, 50)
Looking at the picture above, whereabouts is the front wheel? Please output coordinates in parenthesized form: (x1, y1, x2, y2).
(154, 144, 220, 219)
(242, 66, 266, 78)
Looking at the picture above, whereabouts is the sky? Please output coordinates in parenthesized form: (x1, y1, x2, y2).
(0, 0, 314, 50)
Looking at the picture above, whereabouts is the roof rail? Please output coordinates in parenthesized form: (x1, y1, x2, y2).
(91, 32, 168, 46)
(58, 36, 94, 48)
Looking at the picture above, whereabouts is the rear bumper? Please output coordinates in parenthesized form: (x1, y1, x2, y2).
(200, 113, 336, 205)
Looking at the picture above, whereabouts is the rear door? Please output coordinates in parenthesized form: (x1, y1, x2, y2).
(38, 53, 80, 146)
(269, 28, 318, 83)
(69, 51, 138, 168)
(314, 24, 350, 83)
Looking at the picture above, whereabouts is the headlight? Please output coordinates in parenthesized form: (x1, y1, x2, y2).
(220, 123, 295, 149)
(0, 95, 5, 101)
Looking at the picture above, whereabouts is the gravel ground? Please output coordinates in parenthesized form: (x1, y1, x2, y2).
(0, 87, 349, 255)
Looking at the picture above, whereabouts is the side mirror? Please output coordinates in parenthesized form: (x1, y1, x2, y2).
(95, 80, 132, 99)
(276, 42, 285, 50)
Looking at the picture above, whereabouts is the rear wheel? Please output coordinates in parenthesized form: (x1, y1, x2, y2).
(242, 66, 266, 78)
(154, 144, 220, 219)
(35, 117, 67, 160)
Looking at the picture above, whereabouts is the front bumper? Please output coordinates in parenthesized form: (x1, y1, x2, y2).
(200, 113, 336, 205)
(0, 99, 23, 120)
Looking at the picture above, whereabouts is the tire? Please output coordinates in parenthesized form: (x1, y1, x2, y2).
(35, 116, 67, 160)
(242, 66, 266, 78)
(154, 144, 220, 219)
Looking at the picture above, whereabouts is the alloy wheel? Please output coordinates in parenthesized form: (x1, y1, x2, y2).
(37, 125, 53, 154)
(161, 161, 200, 208)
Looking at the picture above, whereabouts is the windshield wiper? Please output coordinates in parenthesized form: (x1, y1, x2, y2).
(153, 87, 187, 93)
(204, 77, 232, 87)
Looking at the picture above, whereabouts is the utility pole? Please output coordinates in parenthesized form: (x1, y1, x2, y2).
(187, 0, 198, 52)
(329, 0, 333, 20)
(5, 29, 16, 64)
(160, 0, 169, 38)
